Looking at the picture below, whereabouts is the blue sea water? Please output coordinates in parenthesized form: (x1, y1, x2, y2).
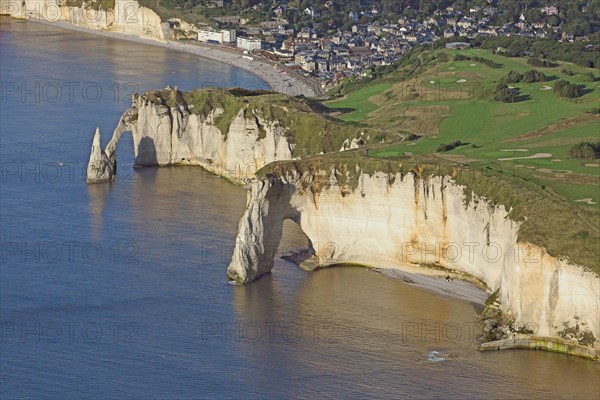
(1, 18, 599, 399)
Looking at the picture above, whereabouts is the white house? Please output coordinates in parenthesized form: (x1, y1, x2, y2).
(541, 6, 559, 15)
(198, 29, 236, 44)
(236, 37, 263, 51)
(221, 29, 236, 43)
(304, 7, 319, 18)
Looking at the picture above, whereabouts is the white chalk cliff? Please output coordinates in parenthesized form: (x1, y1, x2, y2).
(1, 0, 169, 41)
(86, 91, 293, 183)
(227, 170, 600, 353)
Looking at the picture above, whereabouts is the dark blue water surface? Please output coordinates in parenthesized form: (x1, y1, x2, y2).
(1, 18, 599, 400)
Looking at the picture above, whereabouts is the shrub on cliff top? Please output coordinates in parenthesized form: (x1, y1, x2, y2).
(523, 70, 547, 83)
(503, 71, 524, 84)
(527, 57, 555, 67)
(569, 142, 600, 160)
(65, 0, 116, 10)
(579, 72, 597, 82)
(494, 83, 520, 103)
(554, 79, 583, 98)
(436, 141, 466, 152)
(227, 88, 277, 97)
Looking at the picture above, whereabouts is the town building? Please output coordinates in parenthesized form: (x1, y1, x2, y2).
(236, 37, 263, 51)
(198, 29, 236, 44)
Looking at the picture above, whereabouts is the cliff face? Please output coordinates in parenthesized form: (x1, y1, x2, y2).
(1, 0, 168, 41)
(227, 171, 600, 351)
(86, 91, 294, 183)
(86, 88, 382, 184)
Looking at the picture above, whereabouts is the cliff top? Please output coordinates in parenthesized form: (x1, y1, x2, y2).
(64, 0, 115, 10)
(141, 88, 402, 158)
(258, 153, 600, 274)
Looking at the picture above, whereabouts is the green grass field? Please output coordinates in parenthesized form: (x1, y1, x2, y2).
(340, 49, 600, 206)
(325, 82, 393, 121)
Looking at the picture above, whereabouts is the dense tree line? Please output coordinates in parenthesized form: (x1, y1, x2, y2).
(421, 34, 600, 69)
(453, 54, 501, 68)
(502, 69, 547, 84)
(327, 0, 599, 34)
(152, 1, 598, 37)
(475, 35, 600, 68)
(495, 0, 599, 35)
(527, 57, 556, 68)
(431, 35, 599, 68)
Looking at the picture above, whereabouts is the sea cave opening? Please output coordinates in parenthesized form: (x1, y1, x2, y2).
(277, 218, 315, 267)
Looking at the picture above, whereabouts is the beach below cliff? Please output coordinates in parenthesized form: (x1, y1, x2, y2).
(29, 19, 317, 98)
(278, 220, 489, 308)
(376, 265, 489, 308)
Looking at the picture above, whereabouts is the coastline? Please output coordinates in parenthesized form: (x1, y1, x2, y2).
(325, 264, 600, 360)
(480, 336, 600, 360)
(285, 250, 489, 306)
(8, 16, 599, 363)
(375, 265, 488, 307)
(379, 265, 599, 360)
(22, 18, 317, 98)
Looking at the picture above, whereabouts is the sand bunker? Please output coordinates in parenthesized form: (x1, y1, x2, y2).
(585, 163, 599, 167)
(500, 149, 528, 152)
(538, 168, 571, 174)
(540, 86, 552, 91)
(470, 63, 476, 66)
(449, 67, 456, 70)
(551, 159, 561, 162)
(457, 79, 467, 83)
(498, 153, 552, 161)
(575, 198, 597, 205)
(430, 80, 435, 84)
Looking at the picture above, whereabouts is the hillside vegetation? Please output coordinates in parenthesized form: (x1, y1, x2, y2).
(325, 48, 600, 208)
(134, 45, 600, 274)
(142, 88, 397, 158)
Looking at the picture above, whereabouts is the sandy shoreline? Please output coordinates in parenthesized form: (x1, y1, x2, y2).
(282, 250, 488, 307)
(27, 19, 317, 97)
(376, 265, 489, 307)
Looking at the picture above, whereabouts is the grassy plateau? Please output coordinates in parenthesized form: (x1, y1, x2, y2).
(326, 49, 599, 207)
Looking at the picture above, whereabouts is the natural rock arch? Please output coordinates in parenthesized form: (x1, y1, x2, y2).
(226, 171, 600, 352)
(86, 107, 139, 183)
(86, 90, 295, 184)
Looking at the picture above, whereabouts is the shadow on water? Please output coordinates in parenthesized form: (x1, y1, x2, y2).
(87, 182, 111, 240)
(137, 137, 159, 166)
